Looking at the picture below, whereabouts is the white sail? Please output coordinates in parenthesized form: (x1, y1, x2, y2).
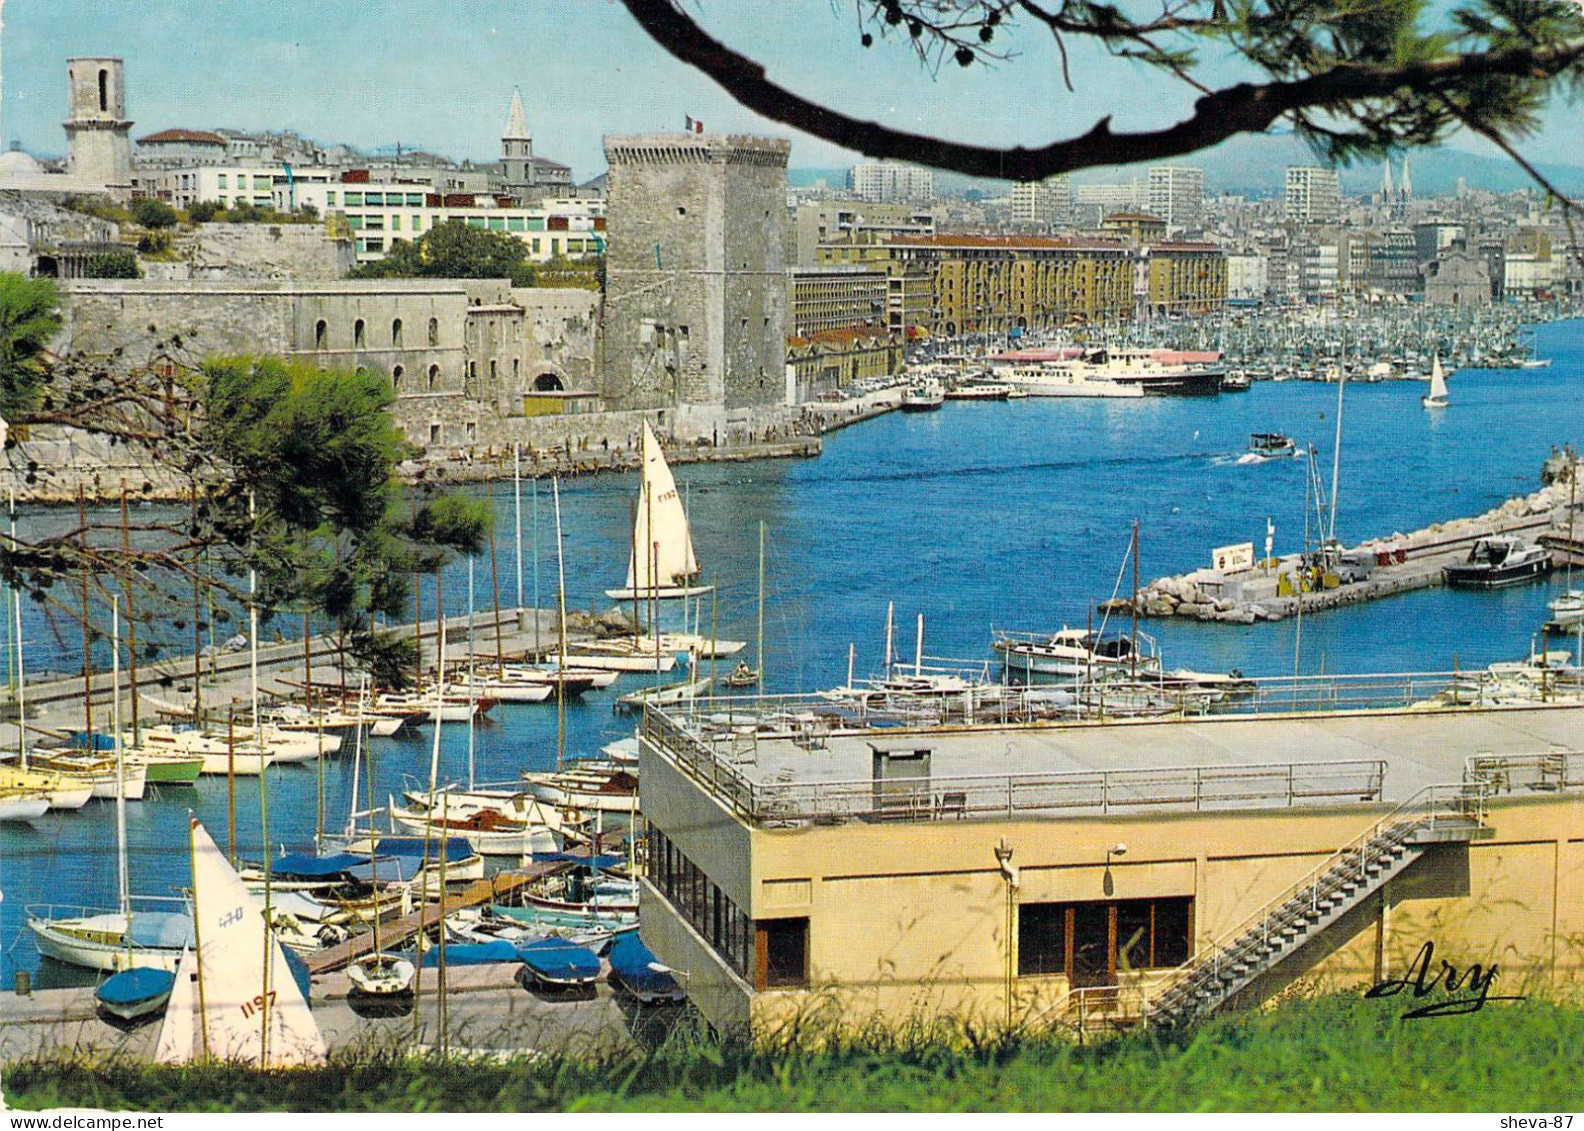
(1428, 356, 1449, 403)
(153, 946, 197, 1065)
(622, 421, 699, 592)
(189, 819, 327, 1067)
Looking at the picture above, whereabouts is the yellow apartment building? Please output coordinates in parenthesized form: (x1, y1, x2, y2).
(637, 684, 1584, 1038)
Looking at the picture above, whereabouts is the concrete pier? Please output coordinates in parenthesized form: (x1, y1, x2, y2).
(1120, 459, 1583, 624)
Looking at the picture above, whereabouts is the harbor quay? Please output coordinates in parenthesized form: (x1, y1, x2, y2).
(637, 689, 1584, 1038)
(1121, 456, 1584, 624)
(0, 970, 651, 1063)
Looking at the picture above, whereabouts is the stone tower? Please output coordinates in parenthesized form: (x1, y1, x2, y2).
(63, 57, 132, 187)
(501, 87, 532, 187)
(601, 133, 790, 419)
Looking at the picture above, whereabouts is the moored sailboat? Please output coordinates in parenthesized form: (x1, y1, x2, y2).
(604, 422, 712, 601)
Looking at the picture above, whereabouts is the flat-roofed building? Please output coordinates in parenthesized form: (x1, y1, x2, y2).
(787, 265, 889, 338)
(637, 687, 1584, 1037)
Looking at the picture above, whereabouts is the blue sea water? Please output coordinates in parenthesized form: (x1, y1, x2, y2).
(3, 318, 1582, 983)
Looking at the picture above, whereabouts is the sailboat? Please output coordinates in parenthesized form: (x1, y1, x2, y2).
(1422, 355, 1449, 408)
(604, 422, 712, 601)
(27, 599, 195, 972)
(153, 818, 328, 1066)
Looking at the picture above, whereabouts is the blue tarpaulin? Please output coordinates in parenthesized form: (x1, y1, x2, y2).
(126, 911, 195, 949)
(414, 941, 521, 968)
(517, 938, 601, 984)
(529, 852, 625, 871)
(608, 934, 684, 1001)
(95, 966, 176, 1007)
(372, 837, 474, 862)
(272, 852, 366, 878)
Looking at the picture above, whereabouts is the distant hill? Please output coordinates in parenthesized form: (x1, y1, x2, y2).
(790, 132, 1584, 199)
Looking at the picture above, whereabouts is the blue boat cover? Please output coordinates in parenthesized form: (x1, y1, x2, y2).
(347, 855, 420, 884)
(272, 851, 366, 878)
(414, 941, 521, 968)
(607, 934, 682, 998)
(68, 730, 117, 752)
(516, 938, 601, 982)
(96, 966, 176, 1006)
(127, 911, 196, 949)
(372, 837, 474, 862)
(530, 852, 625, 870)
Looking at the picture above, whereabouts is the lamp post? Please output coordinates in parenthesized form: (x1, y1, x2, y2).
(1103, 842, 1127, 897)
(994, 840, 1019, 1032)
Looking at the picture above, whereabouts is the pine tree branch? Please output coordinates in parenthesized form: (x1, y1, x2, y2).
(620, 0, 1584, 179)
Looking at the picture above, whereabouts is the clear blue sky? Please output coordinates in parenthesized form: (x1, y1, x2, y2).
(2, 0, 1576, 182)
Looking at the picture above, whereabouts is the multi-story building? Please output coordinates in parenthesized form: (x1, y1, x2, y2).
(1284, 167, 1341, 224)
(889, 234, 1136, 334)
(849, 161, 935, 204)
(602, 133, 790, 417)
(1225, 253, 1267, 302)
(786, 327, 904, 402)
(1008, 176, 1073, 231)
(636, 693, 1584, 1038)
(1143, 241, 1227, 314)
(786, 266, 889, 339)
(138, 164, 341, 210)
(1146, 166, 1205, 232)
(282, 179, 606, 263)
(133, 128, 230, 169)
(1365, 228, 1421, 295)
(791, 201, 935, 267)
(1101, 211, 1168, 247)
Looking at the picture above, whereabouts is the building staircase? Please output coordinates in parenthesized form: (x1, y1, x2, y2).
(1048, 781, 1496, 1036)
(1140, 782, 1491, 1031)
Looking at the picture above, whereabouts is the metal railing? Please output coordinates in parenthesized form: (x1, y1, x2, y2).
(751, 759, 1385, 827)
(1465, 747, 1584, 793)
(1140, 780, 1489, 1025)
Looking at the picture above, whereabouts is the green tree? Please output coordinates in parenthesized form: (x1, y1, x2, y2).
(0, 274, 62, 422)
(187, 200, 223, 223)
(618, 0, 1584, 186)
(130, 199, 178, 229)
(79, 251, 143, 279)
(353, 219, 536, 286)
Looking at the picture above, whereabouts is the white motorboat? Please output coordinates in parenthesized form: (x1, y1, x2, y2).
(347, 953, 416, 998)
(992, 346, 1224, 396)
(993, 627, 1161, 681)
(899, 378, 946, 411)
(1550, 589, 1584, 627)
(1444, 535, 1552, 588)
(1240, 432, 1300, 463)
(605, 421, 713, 601)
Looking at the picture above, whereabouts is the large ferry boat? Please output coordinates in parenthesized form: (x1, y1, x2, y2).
(990, 346, 1226, 397)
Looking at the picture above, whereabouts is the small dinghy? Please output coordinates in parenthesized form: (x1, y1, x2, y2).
(347, 952, 416, 997)
(607, 934, 686, 1004)
(517, 937, 601, 988)
(95, 966, 177, 1023)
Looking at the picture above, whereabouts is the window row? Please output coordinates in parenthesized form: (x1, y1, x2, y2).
(312, 317, 441, 350)
(1017, 897, 1193, 985)
(649, 827, 752, 981)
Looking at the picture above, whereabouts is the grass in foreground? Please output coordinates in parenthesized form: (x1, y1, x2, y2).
(4, 993, 1582, 1112)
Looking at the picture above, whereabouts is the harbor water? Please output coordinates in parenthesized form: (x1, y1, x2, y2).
(3, 318, 1582, 984)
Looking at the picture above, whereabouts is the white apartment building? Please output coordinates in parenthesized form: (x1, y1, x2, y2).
(1009, 175, 1072, 229)
(138, 164, 342, 210)
(1225, 253, 1268, 301)
(849, 161, 935, 204)
(282, 180, 606, 262)
(1146, 166, 1205, 231)
(1285, 166, 1342, 224)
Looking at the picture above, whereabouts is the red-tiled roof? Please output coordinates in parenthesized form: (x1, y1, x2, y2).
(137, 128, 228, 146)
(892, 234, 1127, 251)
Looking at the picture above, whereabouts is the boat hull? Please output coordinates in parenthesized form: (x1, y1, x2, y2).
(0, 796, 50, 822)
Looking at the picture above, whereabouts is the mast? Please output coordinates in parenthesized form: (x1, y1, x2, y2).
(489, 493, 505, 671)
(119, 481, 140, 740)
(77, 486, 92, 741)
(1130, 519, 1140, 680)
(757, 520, 766, 686)
(914, 614, 924, 678)
(1329, 360, 1346, 546)
(10, 496, 26, 770)
(250, 491, 274, 1064)
(531, 477, 541, 658)
(112, 596, 129, 947)
(553, 478, 568, 772)
(513, 442, 524, 613)
(883, 601, 895, 682)
(467, 556, 476, 792)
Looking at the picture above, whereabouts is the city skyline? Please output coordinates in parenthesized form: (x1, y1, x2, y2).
(3, 0, 1581, 190)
